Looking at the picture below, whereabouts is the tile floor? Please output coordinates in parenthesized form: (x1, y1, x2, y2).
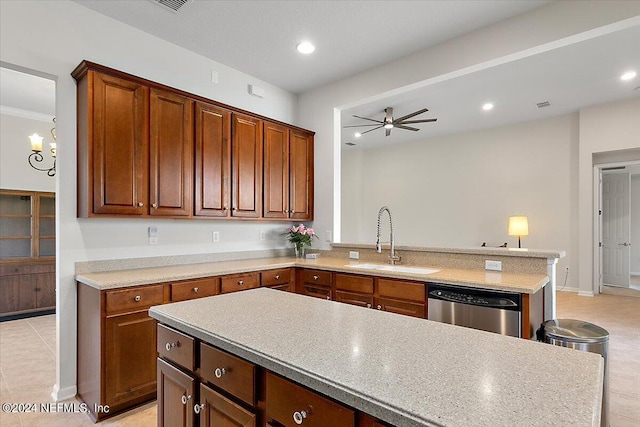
(0, 291, 638, 426)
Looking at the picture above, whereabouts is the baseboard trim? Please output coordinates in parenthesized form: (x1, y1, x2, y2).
(51, 383, 77, 402)
(557, 287, 579, 293)
(578, 290, 595, 297)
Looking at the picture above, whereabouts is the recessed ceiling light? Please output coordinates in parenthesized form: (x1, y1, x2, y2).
(354, 132, 361, 138)
(482, 103, 494, 111)
(621, 71, 637, 81)
(297, 42, 315, 54)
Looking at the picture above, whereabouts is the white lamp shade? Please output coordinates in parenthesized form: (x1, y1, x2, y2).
(508, 216, 529, 236)
(29, 133, 43, 152)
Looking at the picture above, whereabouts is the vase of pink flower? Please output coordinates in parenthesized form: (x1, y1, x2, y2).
(285, 224, 318, 258)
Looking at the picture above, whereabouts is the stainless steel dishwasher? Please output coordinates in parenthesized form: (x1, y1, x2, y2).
(428, 283, 522, 337)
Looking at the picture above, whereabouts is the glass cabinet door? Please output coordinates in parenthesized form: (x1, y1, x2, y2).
(0, 194, 33, 258)
(38, 195, 55, 258)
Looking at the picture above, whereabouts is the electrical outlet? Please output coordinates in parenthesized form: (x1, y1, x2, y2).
(148, 227, 158, 245)
(349, 251, 360, 260)
(325, 230, 332, 242)
(485, 260, 502, 271)
(212, 231, 220, 243)
(259, 230, 266, 241)
(148, 237, 158, 246)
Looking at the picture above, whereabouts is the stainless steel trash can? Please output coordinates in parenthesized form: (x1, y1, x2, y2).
(540, 319, 609, 427)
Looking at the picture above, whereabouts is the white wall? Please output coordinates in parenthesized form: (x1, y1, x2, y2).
(0, 0, 299, 401)
(342, 113, 579, 288)
(0, 113, 56, 192)
(629, 175, 640, 274)
(578, 97, 640, 295)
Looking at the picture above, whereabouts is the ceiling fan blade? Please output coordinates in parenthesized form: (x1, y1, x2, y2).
(343, 124, 385, 128)
(385, 107, 393, 123)
(400, 118, 438, 124)
(360, 125, 384, 135)
(394, 108, 428, 123)
(394, 124, 420, 132)
(352, 115, 383, 124)
(385, 127, 391, 137)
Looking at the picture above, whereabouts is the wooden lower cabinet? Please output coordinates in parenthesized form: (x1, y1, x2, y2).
(261, 268, 294, 292)
(0, 262, 56, 318)
(297, 269, 332, 300)
(157, 358, 195, 427)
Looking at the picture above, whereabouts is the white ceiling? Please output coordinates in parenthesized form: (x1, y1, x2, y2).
(72, 0, 550, 94)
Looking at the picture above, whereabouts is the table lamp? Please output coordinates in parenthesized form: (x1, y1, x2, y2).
(508, 216, 529, 248)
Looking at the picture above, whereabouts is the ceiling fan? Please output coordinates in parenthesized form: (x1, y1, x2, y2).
(345, 107, 437, 137)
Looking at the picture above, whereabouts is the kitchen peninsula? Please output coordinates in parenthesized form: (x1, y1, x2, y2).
(149, 287, 603, 427)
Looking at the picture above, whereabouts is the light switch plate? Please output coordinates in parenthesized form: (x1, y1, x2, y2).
(485, 260, 502, 271)
(212, 231, 220, 243)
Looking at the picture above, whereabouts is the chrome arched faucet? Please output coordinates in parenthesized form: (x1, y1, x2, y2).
(376, 206, 401, 265)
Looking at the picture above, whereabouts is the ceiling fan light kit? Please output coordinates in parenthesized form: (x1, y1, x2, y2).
(344, 106, 437, 136)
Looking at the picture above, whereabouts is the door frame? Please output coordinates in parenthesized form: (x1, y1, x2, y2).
(594, 160, 640, 294)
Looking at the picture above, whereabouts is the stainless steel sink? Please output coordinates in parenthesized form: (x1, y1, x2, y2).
(346, 263, 440, 275)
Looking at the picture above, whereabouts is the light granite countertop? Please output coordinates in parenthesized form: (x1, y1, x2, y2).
(332, 243, 566, 259)
(149, 288, 603, 427)
(76, 256, 548, 294)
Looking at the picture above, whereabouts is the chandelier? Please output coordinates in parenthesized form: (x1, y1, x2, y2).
(28, 118, 56, 177)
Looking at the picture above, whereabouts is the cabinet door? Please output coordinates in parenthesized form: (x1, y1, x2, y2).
(35, 271, 56, 309)
(150, 88, 194, 217)
(105, 311, 158, 408)
(335, 291, 373, 308)
(301, 283, 332, 300)
(263, 122, 289, 219)
(199, 383, 256, 427)
(0, 274, 37, 315)
(377, 297, 425, 318)
(289, 130, 313, 220)
(195, 102, 231, 217)
(231, 114, 262, 218)
(92, 72, 149, 215)
(157, 358, 195, 427)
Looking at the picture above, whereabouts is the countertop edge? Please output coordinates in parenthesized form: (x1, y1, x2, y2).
(332, 243, 566, 259)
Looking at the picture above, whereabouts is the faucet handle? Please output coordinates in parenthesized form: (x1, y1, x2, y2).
(389, 254, 401, 265)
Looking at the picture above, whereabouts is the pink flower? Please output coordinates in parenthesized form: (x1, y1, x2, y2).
(290, 226, 298, 233)
(307, 228, 315, 236)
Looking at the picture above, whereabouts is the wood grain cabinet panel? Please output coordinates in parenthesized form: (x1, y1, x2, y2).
(86, 71, 149, 216)
(335, 274, 374, 294)
(195, 102, 231, 217)
(263, 122, 289, 219)
(221, 272, 260, 294)
(200, 342, 256, 406)
(157, 324, 195, 371)
(150, 88, 194, 217)
(199, 383, 256, 427)
(335, 291, 374, 308)
(231, 114, 262, 218)
(261, 268, 294, 292)
(288, 129, 314, 220)
(157, 358, 195, 427)
(171, 276, 219, 302)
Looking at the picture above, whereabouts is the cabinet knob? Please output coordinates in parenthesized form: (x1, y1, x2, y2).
(223, 206, 228, 211)
(238, 280, 244, 286)
(232, 207, 237, 211)
(137, 202, 144, 207)
(165, 342, 178, 351)
(275, 274, 280, 280)
(326, 296, 330, 300)
(367, 303, 371, 308)
(193, 287, 199, 293)
(214, 367, 227, 378)
(377, 305, 382, 310)
(313, 275, 319, 280)
(152, 203, 158, 209)
(284, 209, 289, 213)
(181, 394, 191, 405)
(291, 210, 295, 214)
(293, 410, 308, 425)
(194, 403, 205, 414)
(134, 295, 141, 302)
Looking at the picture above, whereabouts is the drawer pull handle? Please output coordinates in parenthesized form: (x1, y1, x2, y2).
(165, 342, 179, 351)
(275, 274, 280, 280)
(137, 202, 144, 207)
(238, 280, 244, 286)
(214, 367, 227, 378)
(181, 394, 191, 405)
(377, 305, 382, 310)
(134, 295, 141, 302)
(194, 403, 204, 414)
(193, 287, 199, 293)
(313, 275, 319, 280)
(293, 410, 308, 425)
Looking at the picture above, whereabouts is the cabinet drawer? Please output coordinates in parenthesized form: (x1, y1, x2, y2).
(200, 342, 256, 406)
(200, 383, 256, 427)
(335, 291, 373, 308)
(302, 269, 331, 286)
(377, 278, 425, 302)
(302, 284, 332, 300)
(261, 268, 293, 286)
(220, 272, 260, 294)
(266, 372, 354, 427)
(335, 274, 373, 294)
(377, 297, 425, 318)
(157, 324, 195, 371)
(105, 284, 164, 315)
(171, 277, 219, 302)
(0, 263, 55, 276)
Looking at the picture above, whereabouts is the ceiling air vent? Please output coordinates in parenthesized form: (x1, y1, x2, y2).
(148, 0, 190, 12)
(536, 101, 551, 108)
(345, 142, 356, 146)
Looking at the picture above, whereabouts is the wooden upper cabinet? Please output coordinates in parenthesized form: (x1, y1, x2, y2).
(150, 89, 194, 217)
(231, 114, 262, 218)
(86, 71, 149, 216)
(289, 130, 314, 220)
(263, 122, 289, 219)
(195, 102, 231, 217)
